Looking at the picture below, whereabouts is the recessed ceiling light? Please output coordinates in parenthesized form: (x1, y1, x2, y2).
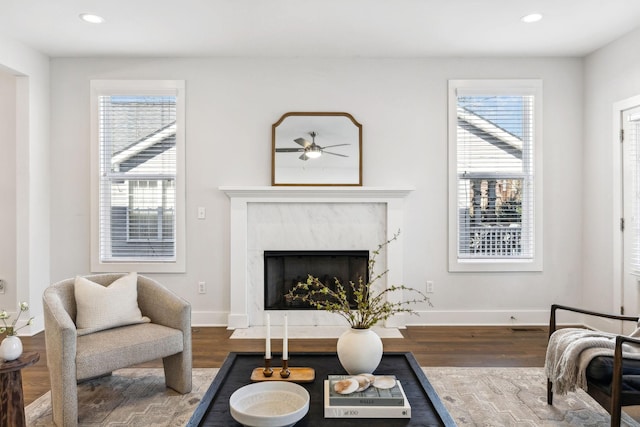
(521, 13, 543, 23)
(79, 13, 105, 24)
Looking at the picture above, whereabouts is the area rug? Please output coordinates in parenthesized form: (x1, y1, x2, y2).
(25, 368, 218, 426)
(26, 366, 639, 426)
(230, 325, 403, 339)
(422, 367, 640, 426)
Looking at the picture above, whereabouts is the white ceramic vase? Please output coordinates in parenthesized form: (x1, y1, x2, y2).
(336, 327, 383, 374)
(0, 334, 23, 361)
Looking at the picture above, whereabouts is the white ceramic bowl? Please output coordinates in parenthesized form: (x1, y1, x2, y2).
(229, 381, 310, 427)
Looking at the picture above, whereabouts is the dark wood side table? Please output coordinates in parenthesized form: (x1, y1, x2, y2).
(0, 351, 40, 427)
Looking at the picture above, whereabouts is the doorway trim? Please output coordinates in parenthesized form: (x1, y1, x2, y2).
(613, 94, 640, 315)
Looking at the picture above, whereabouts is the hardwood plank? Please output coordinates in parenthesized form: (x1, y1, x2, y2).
(14, 325, 549, 406)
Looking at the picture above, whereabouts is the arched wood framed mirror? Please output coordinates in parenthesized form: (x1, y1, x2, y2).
(272, 112, 362, 186)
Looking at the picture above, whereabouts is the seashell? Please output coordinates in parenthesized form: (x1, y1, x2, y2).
(357, 373, 376, 383)
(334, 378, 359, 394)
(352, 375, 371, 392)
(373, 375, 396, 389)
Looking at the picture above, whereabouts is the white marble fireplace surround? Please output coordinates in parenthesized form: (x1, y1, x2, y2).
(222, 186, 414, 330)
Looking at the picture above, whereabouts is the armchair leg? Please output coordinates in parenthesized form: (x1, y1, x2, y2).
(50, 374, 79, 427)
(162, 352, 192, 394)
(547, 379, 553, 405)
(611, 407, 621, 427)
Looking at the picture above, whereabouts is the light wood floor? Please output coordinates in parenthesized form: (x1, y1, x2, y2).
(17, 325, 549, 406)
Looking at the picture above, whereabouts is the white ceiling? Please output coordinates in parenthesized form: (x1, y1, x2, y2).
(1, 0, 640, 58)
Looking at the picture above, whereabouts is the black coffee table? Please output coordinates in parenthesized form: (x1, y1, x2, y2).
(187, 352, 455, 426)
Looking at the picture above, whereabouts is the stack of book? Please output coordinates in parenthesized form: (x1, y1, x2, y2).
(323, 375, 411, 418)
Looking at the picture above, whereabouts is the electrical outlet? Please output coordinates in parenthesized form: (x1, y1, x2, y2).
(426, 281, 434, 293)
(197, 207, 206, 219)
(198, 281, 206, 294)
(0, 279, 5, 294)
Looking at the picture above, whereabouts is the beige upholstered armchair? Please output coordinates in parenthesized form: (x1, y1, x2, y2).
(43, 273, 192, 427)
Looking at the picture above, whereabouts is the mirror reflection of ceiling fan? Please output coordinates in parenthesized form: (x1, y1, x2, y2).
(275, 131, 350, 161)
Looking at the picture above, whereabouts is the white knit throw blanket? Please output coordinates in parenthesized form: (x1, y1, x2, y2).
(545, 327, 640, 395)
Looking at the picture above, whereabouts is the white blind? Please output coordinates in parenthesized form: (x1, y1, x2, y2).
(456, 93, 535, 260)
(628, 112, 640, 274)
(98, 94, 178, 262)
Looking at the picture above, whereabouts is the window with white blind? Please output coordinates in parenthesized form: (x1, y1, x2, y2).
(623, 107, 640, 276)
(90, 80, 186, 272)
(448, 80, 542, 272)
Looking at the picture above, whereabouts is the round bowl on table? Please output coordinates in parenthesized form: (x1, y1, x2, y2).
(229, 381, 310, 427)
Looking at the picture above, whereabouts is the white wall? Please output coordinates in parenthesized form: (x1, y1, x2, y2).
(49, 57, 583, 326)
(0, 70, 17, 307)
(0, 35, 50, 334)
(583, 27, 640, 321)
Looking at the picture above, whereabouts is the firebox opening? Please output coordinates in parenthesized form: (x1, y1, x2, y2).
(264, 250, 369, 310)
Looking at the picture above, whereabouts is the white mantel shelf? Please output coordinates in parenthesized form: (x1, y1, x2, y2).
(220, 186, 415, 199)
(222, 185, 415, 329)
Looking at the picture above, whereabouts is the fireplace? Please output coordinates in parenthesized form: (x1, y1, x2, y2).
(264, 250, 369, 310)
(221, 186, 413, 328)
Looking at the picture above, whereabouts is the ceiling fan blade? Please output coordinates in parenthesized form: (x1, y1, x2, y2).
(323, 151, 349, 158)
(318, 144, 350, 149)
(294, 137, 311, 148)
(276, 148, 304, 152)
(299, 153, 309, 161)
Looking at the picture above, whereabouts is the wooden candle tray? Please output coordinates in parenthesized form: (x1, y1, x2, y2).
(250, 367, 315, 383)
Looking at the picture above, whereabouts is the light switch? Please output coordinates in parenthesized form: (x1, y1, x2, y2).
(197, 207, 206, 219)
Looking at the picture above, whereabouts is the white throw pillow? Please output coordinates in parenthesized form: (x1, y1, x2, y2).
(75, 272, 150, 336)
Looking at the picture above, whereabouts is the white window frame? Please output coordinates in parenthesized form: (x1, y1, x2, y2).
(448, 79, 543, 272)
(90, 80, 186, 273)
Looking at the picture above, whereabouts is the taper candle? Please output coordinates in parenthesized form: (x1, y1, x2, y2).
(265, 313, 271, 359)
(282, 314, 288, 360)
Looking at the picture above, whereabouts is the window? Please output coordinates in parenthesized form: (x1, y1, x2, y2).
(90, 80, 185, 272)
(448, 80, 542, 272)
(623, 106, 640, 275)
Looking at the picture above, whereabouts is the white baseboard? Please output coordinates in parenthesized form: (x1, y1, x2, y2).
(16, 310, 570, 338)
(404, 309, 551, 326)
(192, 309, 559, 328)
(191, 310, 229, 327)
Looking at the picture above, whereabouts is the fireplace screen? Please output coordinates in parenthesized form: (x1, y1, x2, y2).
(264, 250, 369, 310)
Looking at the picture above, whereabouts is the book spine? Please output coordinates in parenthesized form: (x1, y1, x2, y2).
(324, 381, 411, 418)
(329, 397, 405, 406)
(324, 405, 411, 418)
